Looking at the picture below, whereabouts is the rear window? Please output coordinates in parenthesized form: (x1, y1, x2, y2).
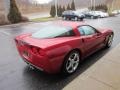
(31, 25, 75, 39)
(63, 11, 74, 15)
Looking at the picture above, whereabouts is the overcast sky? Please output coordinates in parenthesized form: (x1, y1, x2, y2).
(32, 0, 53, 4)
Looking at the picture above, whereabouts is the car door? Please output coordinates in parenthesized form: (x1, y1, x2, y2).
(78, 25, 104, 56)
(71, 12, 75, 19)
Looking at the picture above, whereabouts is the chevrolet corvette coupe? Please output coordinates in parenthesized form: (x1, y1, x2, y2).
(15, 21, 114, 75)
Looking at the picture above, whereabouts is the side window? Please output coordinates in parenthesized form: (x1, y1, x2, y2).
(56, 29, 75, 37)
(78, 26, 96, 35)
(78, 27, 85, 35)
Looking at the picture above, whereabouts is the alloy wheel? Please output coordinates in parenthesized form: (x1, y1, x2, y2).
(65, 52, 80, 74)
(107, 34, 113, 47)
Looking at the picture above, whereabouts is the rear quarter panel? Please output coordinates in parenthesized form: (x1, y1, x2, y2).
(44, 37, 85, 72)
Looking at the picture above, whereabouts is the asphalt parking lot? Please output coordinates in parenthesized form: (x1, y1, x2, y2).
(0, 15, 120, 90)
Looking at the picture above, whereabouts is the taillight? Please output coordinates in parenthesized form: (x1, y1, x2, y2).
(31, 47, 45, 56)
(15, 39, 28, 46)
(32, 47, 40, 54)
(15, 39, 18, 44)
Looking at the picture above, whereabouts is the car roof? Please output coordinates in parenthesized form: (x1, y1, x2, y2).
(52, 21, 86, 28)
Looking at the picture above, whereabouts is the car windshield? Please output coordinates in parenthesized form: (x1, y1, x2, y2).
(31, 25, 74, 39)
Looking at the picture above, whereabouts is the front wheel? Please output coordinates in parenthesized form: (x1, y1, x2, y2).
(62, 50, 80, 75)
(106, 34, 114, 48)
(74, 17, 78, 21)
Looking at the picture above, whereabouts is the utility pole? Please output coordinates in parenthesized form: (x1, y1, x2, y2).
(3, 0, 10, 22)
(55, 0, 58, 17)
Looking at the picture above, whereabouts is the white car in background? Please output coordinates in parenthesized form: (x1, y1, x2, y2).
(93, 11, 109, 18)
(112, 10, 120, 15)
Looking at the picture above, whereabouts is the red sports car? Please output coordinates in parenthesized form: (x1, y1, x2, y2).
(15, 21, 114, 74)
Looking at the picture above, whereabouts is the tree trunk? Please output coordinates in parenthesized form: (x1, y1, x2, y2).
(3, 0, 10, 23)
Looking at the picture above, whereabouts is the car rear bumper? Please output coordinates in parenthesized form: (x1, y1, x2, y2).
(16, 46, 64, 74)
(23, 57, 44, 71)
(21, 51, 54, 73)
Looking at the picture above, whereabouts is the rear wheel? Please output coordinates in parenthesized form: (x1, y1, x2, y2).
(106, 34, 114, 48)
(63, 16, 66, 20)
(62, 50, 80, 75)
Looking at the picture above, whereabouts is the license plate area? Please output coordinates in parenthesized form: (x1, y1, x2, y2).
(23, 50, 29, 58)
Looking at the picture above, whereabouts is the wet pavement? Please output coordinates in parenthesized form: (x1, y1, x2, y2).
(0, 15, 120, 90)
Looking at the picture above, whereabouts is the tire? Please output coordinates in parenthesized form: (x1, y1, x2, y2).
(106, 34, 114, 48)
(63, 16, 66, 20)
(62, 50, 80, 75)
(74, 17, 78, 21)
(98, 15, 101, 18)
(91, 16, 94, 19)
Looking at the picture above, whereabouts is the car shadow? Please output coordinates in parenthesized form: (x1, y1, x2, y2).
(22, 48, 110, 90)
